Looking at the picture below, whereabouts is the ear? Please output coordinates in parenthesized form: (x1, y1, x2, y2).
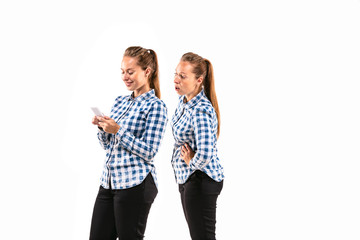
(145, 67, 152, 78)
(197, 76, 204, 84)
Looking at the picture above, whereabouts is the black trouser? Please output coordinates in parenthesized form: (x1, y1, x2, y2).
(89, 174, 158, 240)
(179, 170, 224, 240)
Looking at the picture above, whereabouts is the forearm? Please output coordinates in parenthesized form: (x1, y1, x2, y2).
(115, 127, 159, 160)
(189, 149, 213, 170)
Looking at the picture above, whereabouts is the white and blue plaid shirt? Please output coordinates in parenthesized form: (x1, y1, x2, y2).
(97, 89, 168, 189)
(171, 89, 224, 184)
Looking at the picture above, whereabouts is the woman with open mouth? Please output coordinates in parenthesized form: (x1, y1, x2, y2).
(171, 52, 225, 240)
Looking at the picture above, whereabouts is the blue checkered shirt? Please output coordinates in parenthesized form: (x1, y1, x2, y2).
(171, 89, 224, 184)
(97, 89, 168, 189)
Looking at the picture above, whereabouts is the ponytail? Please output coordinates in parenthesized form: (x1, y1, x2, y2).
(181, 52, 221, 138)
(124, 46, 161, 98)
(203, 59, 220, 138)
(148, 49, 161, 99)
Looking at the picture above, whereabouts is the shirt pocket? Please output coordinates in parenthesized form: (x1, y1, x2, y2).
(119, 109, 147, 138)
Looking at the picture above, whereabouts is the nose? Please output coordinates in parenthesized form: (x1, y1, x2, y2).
(122, 73, 129, 81)
(174, 76, 180, 84)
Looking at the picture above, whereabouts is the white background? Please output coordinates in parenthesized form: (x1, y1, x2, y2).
(1, 0, 360, 239)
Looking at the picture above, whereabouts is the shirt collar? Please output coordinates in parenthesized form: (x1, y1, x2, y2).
(130, 89, 155, 102)
(180, 89, 205, 109)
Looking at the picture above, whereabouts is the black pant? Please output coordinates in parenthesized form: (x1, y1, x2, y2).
(179, 170, 223, 240)
(89, 174, 158, 240)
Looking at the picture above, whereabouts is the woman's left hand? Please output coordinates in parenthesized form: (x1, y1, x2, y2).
(97, 116, 120, 134)
(180, 143, 195, 166)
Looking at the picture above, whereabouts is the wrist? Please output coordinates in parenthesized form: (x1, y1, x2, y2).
(111, 124, 120, 134)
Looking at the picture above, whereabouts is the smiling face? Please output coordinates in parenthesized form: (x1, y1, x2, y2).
(174, 61, 203, 101)
(121, 56, 151, 97)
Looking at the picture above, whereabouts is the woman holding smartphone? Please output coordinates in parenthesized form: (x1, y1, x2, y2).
(171, 52, 224, 240)
(89, 46, 168, 240)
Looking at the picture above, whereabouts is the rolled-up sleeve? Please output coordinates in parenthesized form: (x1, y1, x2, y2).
(97, 128, 112, 150)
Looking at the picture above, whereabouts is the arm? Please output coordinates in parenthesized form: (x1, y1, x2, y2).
(95, 96, 127, 150)
(188, 109, 215, 170)
(92, 115, 112, 150)
(115, 101, 168, 161)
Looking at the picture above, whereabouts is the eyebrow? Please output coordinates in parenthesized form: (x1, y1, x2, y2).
(175, 69, 186, 74)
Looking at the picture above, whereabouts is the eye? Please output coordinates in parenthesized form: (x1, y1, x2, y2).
(175, 73, 186, 79)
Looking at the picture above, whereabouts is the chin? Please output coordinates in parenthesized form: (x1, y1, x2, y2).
(175, 89, 183, 95)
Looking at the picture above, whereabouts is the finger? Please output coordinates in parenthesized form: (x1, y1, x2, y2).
(188, 144, 193, 152)
(182, 145, 186, 151)
(103, 116, 111, 120)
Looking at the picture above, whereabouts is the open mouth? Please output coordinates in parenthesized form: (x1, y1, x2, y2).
(175, 86, 180, 91)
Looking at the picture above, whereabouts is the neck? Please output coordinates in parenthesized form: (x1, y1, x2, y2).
(133, 85, 151, 98)
(185, 88, 202, 103)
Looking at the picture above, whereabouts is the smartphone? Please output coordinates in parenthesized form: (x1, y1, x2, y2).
(91, 107, 104, 117)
